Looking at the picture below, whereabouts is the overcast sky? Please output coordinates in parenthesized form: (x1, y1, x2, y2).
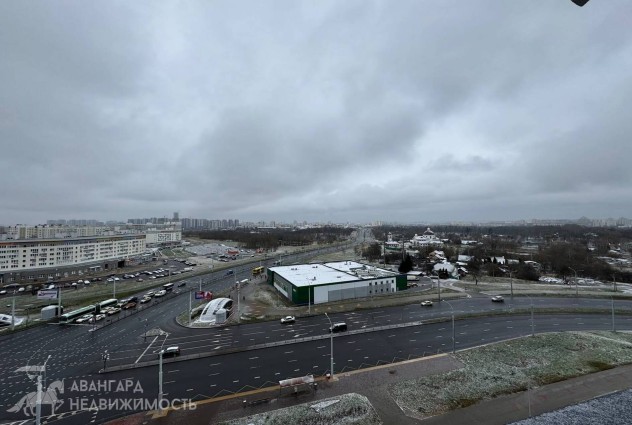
(1, 1, 631, 225)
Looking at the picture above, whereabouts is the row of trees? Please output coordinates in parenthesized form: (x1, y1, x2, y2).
(185, 227, 355, 251)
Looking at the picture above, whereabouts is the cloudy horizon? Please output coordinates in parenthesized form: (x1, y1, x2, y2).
(2, 1, 631, 226)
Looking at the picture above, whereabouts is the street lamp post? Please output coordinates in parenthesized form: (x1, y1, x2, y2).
(509, 271, 514, 299)
(612, 297, 616, 332)
(325, 313, 334, 380)
(158, 349, 164, 408)
(11, 291, 16, 331)
(568, 267, 579, 297)
(444, 300, 456, 353)
(35, 355, 51, 425)
(437, 277, 441, 302)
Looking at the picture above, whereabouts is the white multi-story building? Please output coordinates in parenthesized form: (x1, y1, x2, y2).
(145, 227, 182, 246)
(0, 235, 146, 280)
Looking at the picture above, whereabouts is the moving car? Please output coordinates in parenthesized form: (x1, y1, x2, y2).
(177, 282, 186, 287)
(420, 300, 433, 307)
(280, 316, 296, 324)
(88, 314, 105, 323)
(154, 290, 167, 297)
(75, 314, 93, 324)
(106, 307, 121, 315)
(140, 296, 152, 304)
(162, 346, 180, 357)
(491, 295, 504, 302)
(329, 322, 347, 333)
(122, 301, 137, 309)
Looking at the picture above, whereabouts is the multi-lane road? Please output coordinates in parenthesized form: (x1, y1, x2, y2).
(1, 248, 631, 424)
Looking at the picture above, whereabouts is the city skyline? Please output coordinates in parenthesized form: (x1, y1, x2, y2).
(2, 2, 632, 224)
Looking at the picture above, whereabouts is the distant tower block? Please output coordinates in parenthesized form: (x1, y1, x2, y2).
(173, 212, 179, 221)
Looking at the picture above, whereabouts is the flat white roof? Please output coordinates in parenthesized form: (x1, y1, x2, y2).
(270, 261, 397, 287)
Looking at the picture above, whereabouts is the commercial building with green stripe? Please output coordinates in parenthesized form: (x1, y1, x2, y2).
(267, 261, 407, 305)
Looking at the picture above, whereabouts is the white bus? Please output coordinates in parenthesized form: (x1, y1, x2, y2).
(59, 305, 96, 324)
(96, 298, 119, 313)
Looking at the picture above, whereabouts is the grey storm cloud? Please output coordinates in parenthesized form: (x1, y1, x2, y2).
(1, 0, 632, 225)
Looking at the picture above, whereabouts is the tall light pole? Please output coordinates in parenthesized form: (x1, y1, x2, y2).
(325, 313, 334, 380)
(509, 270, 514, 299)
(437, 277, 441, 302)
(568, 267, 579, 297)
(35, 355, 51, 425)
(444, 300, 455, 353)
(612, 297, 616, 332)
(525, 293, 535, 337)
(158, 349, 164, 409)
(11, 291, 16, 330)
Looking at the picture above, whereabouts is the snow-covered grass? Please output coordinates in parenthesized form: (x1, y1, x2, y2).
(389, 332, 632, 418)
(511, 388, 632, 425)
(217, 393, 382, 425)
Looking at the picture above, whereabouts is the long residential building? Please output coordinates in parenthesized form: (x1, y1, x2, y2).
(0, 235, 146, 284)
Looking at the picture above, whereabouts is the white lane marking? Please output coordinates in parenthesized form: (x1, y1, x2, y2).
(135, 335, 159, 364)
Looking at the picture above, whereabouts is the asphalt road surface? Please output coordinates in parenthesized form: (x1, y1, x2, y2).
(1, 295, 630, 425)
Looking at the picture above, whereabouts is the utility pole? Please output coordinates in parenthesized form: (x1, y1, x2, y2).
(158, 349, 164, 409)
(35, 355, 51, 425)
(11, 293, 16, 330)
(569, 267, 578, 297)
(612, 298, 616, 332)
(57, 287, 62, 319)
(325, 313, 334, 380)
(437, 277, 441, 302)
(188, 289, 192, 324)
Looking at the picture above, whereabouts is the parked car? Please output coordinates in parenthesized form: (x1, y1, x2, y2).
(280, 316, 296, 324)
(162, 346, 180, 357)
(420, 300, 433, 307)
(491, 295, 504, 302)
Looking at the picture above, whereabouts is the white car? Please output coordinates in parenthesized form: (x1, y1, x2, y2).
(162, 346, 180, 357)
(420, 300, 433, 307)
(280, 316, 296, 324)
(75, 314, 93, 324)
(491, 295, 505, 303)
(89, 314, 106, 323)
(154, 290, 167, 297)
